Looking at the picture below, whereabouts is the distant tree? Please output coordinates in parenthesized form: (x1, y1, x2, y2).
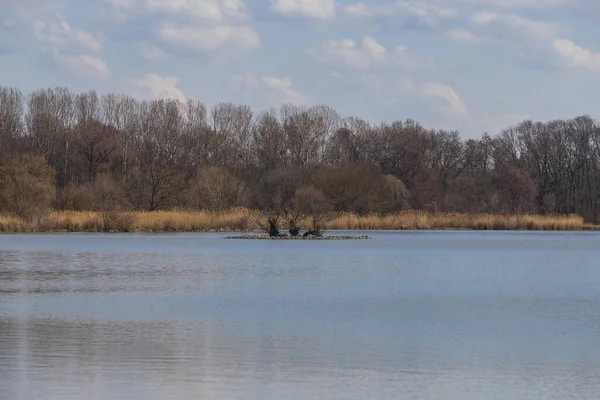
(252, 168, 305, 236)
(73, 121, 120, 184)
(188, 166, 245, 211)
(90, 172, 130, 211)
(251, 110, 287, 171)
(292, 185, 331, 237)
(494, 166, 537, 214)
(312, 165, 389, 214)
(129, 162, 186, 211)
(256, 168, 305, 212)
(0, 154, 55, 221)
(4, 85, 600, 223)
(0, 87, 25, 164)
(55, 186, 93, 211)
(380, 174, 409, 212)
(25, 88, 75, 186)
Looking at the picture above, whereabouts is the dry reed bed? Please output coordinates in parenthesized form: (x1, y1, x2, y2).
(0, 209, 585, 233)
(326, 211, 584, 231)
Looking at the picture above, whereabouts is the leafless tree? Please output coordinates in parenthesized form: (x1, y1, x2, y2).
(3, 85, 600, 222)
(188, 166, 245, 211)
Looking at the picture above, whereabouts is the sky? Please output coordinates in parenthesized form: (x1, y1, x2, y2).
(1, 0, 600, 138)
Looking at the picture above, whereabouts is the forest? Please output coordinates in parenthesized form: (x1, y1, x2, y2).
(1, 85, 599, 228)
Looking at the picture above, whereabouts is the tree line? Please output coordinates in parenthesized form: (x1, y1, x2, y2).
(1, 85, 600, 222)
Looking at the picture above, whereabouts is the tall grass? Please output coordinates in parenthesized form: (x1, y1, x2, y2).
(325, 210, 584, 231)
(0, 208, 586, 233)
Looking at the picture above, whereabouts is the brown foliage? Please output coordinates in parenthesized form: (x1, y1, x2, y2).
(292, 185, 331, 236)
(188, 166, 244, 211)
(257, 168, 305, 212)
(312, 165, 406, 215)
(55, 186, 93, 211)
(99, 208, 137, 232)
(292, 185, 332, 215)
(311, 165, 375, 214)
(91, 173, 130, 210)
(494, 167, 537, 213)
(0, 154, 55, 221)
(381, 174, 409, 212)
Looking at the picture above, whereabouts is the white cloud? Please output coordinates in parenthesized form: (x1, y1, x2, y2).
(104, 0, 248, 22)
(145, 0, 248, 22)
(317, 36, 430, 71)
(344, 1, 457, 26)
(232, 74, 312, 105)
(421, 82, 467, 117)
(33, 15, 103, 54)
(104, 0, 136, 10)
(444, 28, 489, 43)
(104, 1, 259, 59)
(470, 12, 558, 40)
(126, 74, 187, 101)
(139, 41, 169, 62)
(553, 38, 600, 73)
(103, 0, 137, 18)
(52, 51, 110, 79)
(462, 0, 571, 9)
(158, 25, 259, 55)
(271, 0, 336, 20)
(470, 11, 498, 25)
(32, 14, 109, 79)
(320, 36, 386, 70)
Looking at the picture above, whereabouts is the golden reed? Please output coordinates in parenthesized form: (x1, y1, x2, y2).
(0, 208, 586, 233)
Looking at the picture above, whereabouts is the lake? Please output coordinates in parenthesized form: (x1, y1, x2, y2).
(1, 231, 600, 399)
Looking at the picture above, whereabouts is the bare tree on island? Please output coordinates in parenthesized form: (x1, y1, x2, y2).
(292, 185, 332, 237)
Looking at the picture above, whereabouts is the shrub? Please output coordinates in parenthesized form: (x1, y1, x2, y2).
(0, 154, 55, 221)
(99, 209, 137, 232)
(91, 173, 130, 210)
(55, 186, 93, 211)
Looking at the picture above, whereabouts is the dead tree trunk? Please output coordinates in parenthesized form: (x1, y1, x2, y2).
(268, 217, 280, 237)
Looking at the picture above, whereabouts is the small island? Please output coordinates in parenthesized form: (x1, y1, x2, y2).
(225, 234, 371, 240)
(226, 199, 371, 239)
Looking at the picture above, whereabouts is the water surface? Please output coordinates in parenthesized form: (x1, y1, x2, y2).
(1, 231, 600, 399)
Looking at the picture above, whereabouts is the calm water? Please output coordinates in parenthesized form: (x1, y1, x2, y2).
(1, 231, 600, 399)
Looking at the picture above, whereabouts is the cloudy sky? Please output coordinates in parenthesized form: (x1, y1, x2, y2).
(1, 0, 599, 137)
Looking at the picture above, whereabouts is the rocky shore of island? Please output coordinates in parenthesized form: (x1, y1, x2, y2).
(225, 234, 371, 240)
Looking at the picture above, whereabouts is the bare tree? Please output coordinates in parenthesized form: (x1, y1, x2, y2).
(251, 109, 287, 172)
(4, 85, 600, 223)
(281, 104, 340, 168)
(25, 88, 75, 186)
(188, 166, 245, 211)
(73, 121, 120, 184)
(292, 185, 331, 237)
(0, 87, 25, 163)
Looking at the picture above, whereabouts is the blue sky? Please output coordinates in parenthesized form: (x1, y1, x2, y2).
(1, 0, 600, 138)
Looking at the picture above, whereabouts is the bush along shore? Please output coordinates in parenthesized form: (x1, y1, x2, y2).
(0, 208, 588, 233)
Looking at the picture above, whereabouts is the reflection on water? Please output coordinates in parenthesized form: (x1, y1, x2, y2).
(1, 232, 600, 399)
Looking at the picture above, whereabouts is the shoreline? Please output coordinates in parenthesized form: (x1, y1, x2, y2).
(0, 209, 590, 233)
